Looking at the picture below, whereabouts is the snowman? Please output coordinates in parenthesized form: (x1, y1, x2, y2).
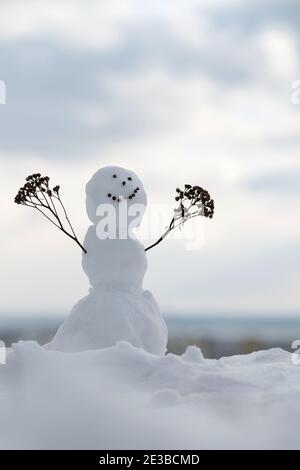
(47, 166, 168, 355)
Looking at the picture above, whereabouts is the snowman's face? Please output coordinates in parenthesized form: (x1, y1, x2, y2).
(86, 166, 147, 226)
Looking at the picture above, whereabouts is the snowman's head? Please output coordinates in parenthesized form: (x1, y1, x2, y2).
(86, 166, 147, 229)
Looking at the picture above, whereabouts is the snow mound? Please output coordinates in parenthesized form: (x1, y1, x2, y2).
(0, 341, 299, 449)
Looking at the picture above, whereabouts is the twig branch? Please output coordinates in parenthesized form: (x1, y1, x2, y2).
(15, 173, 87, 254)
(145, 184, 214, 252)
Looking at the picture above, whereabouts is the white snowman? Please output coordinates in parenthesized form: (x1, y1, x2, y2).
(47, 166, 168, 355)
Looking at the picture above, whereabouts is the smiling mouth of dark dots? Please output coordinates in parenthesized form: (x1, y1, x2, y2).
(108, 174, 140, 202)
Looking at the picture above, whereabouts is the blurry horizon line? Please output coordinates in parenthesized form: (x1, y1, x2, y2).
(0, 310, 299, 321)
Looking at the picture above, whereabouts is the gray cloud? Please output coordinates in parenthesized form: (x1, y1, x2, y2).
(1, 0, 300, 314)
(248, 170, 300, 193)
(0, 37, 161, 159)
(0, 11, 262, 160)
(0, 1, 299, 161)
(210, 0, 300, 40)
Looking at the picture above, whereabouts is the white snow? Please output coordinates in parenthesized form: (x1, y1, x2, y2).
(0, 341, 299, 449)
(4, 166, 298, 449)
(47, 166, 168, 355)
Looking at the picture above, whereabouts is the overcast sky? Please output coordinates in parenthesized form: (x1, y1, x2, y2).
(0, 0, 300, 316)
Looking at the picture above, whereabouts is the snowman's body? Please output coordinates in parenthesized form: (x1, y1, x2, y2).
(47, 166, 168, 355)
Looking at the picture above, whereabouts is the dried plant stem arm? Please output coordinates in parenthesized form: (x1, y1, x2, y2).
(54, 195, 86, 253)
(15, 173, 87, 255)
(48, 193, 60, 220)
(34, 205, 87, 253)
(30, 194, 86, 254)
(34, 194, 63, 229)
(34, 206, 62, 230)
(36, 191, 51, 209)
(145, 198, 206, 252)
(38, 191, 63, 227)
(55, 195, 77, 239)
(58, 226, 87, 254)
(145, 217, 175, 252)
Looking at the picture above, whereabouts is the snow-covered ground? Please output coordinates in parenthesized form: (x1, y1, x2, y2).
(2, 166, 298, 450)
(0, 341, 299, 449)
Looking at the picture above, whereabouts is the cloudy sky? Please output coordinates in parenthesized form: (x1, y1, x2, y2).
(0, 0, 300, 316)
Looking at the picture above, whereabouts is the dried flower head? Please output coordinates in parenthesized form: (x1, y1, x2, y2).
(145, 183, 214, 252)
(14, 173, 86, 254)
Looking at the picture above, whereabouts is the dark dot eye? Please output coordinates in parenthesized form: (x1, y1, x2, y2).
(112, 196, 116, 200)
(113, 174, 117, 178)
(128, 177, 132, 181)
(108, 193, 111, 197)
